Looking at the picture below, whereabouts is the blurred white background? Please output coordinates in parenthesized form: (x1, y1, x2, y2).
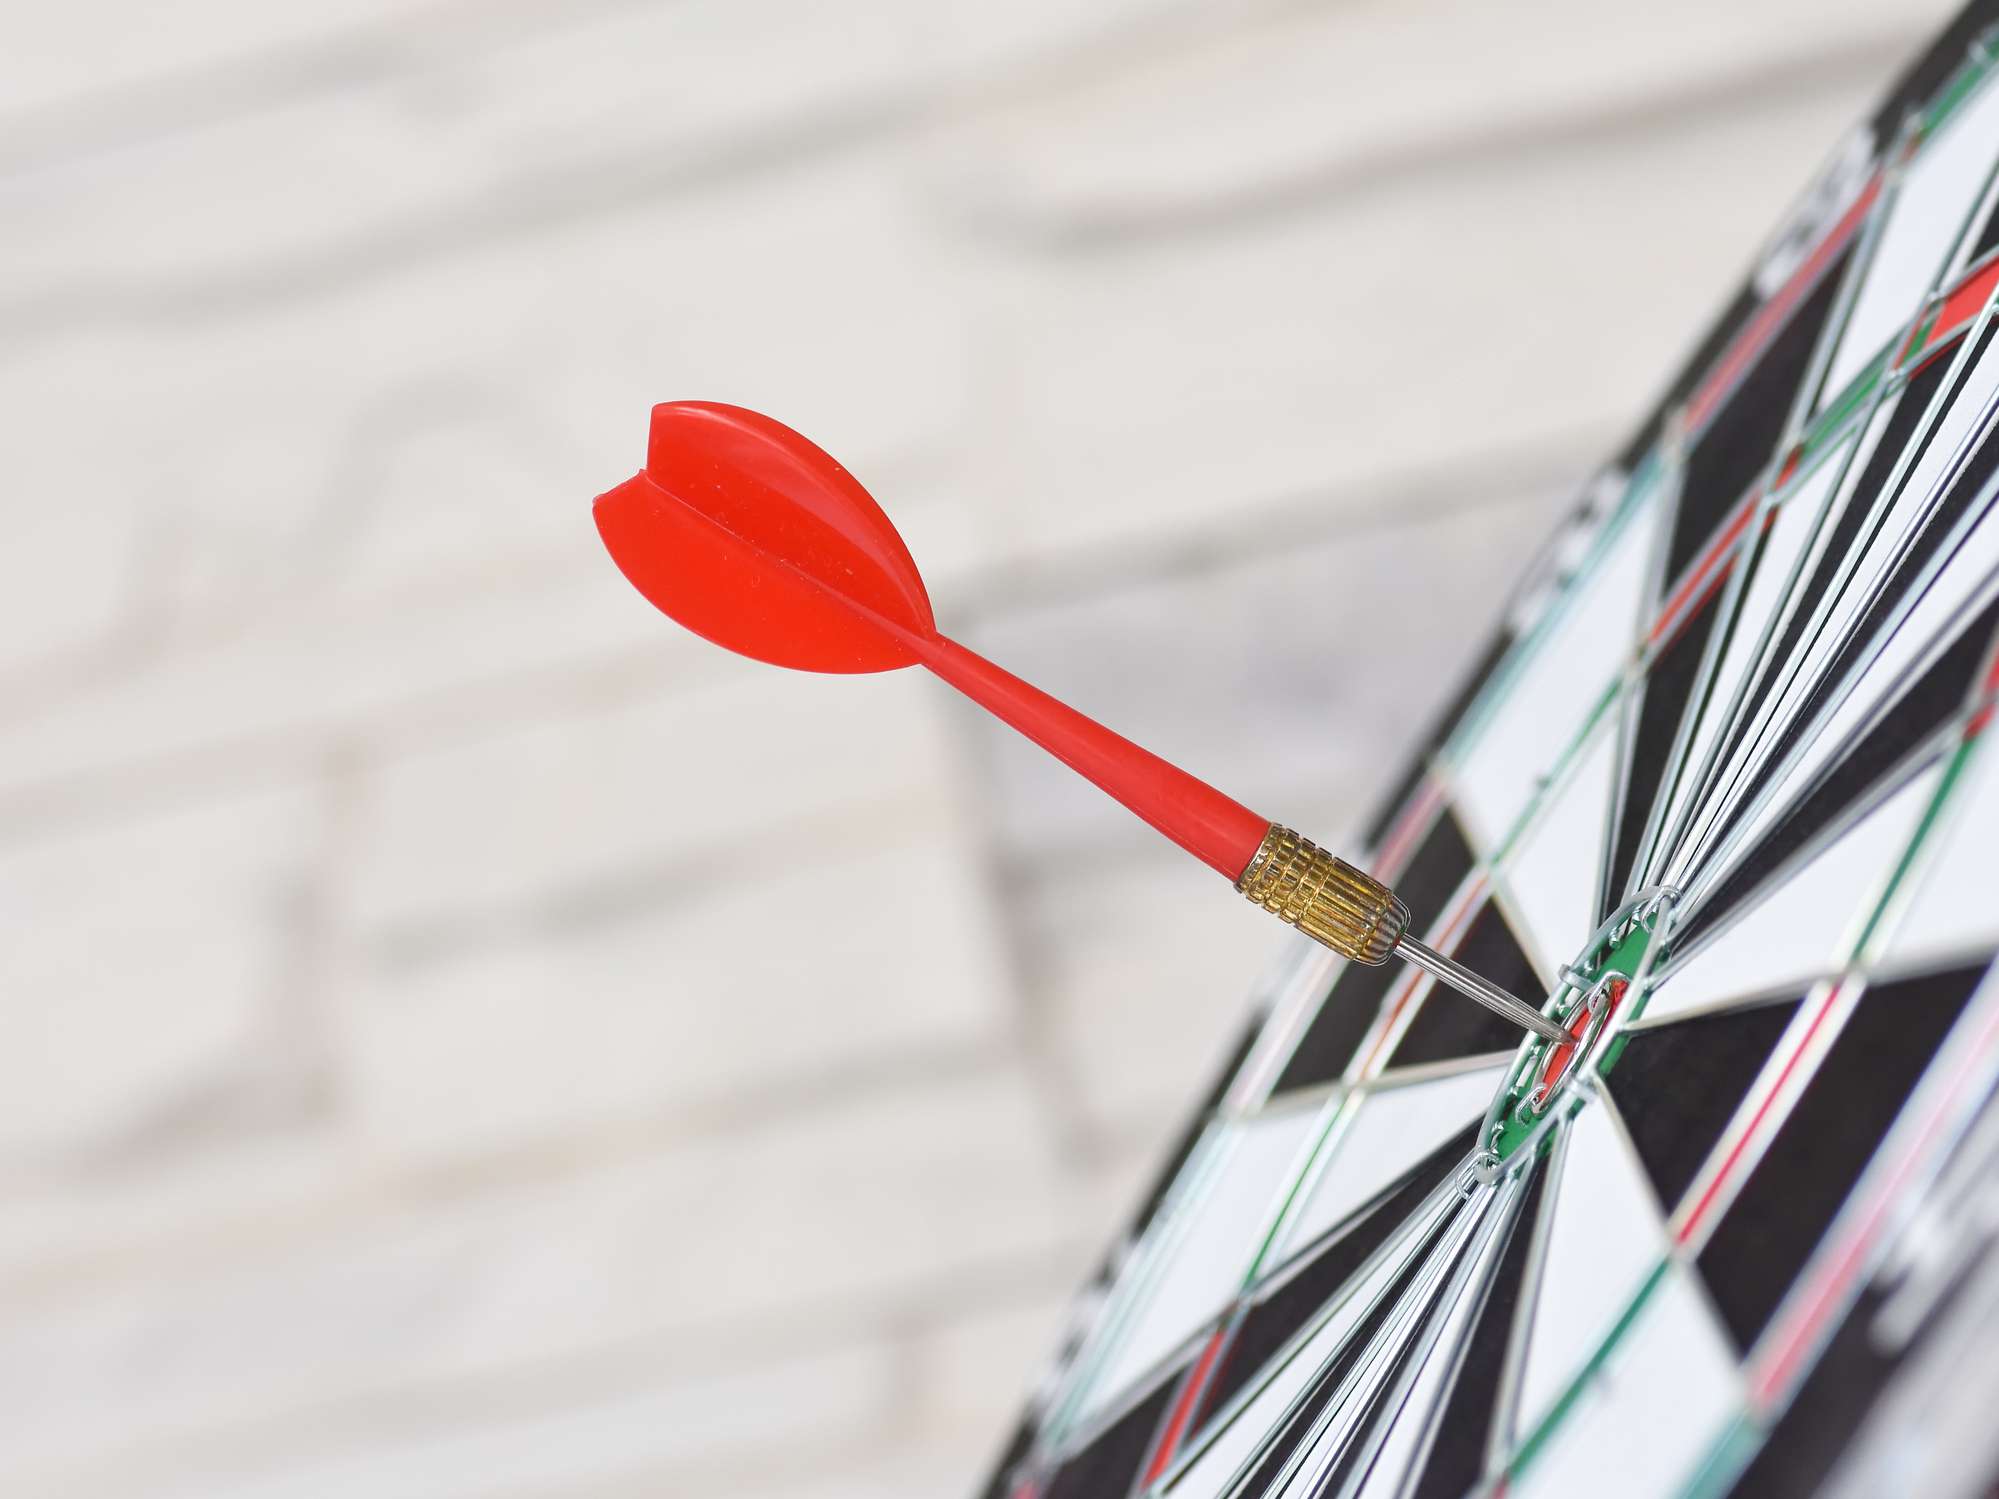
(0, 1, 1963, 1494)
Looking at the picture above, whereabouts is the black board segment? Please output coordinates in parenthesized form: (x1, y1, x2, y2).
(1664, 251, 1852, 589)
(1678, 589, 1999, 956)
(1697, 959, 1992, 1349)
(1201, 1122, 1479, 1426)
(1274, 812, 1477, 1094)
(1389, 905, 1541, 1070)
(1407, 1162, 1552, 1499)
(1606, 593, 1724, 916)
(1604, 995, 1803, 1216)
(1041, 1372, 1180, 1499)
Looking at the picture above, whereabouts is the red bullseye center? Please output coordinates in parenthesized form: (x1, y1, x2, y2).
(1536, 977, 1628, 1099)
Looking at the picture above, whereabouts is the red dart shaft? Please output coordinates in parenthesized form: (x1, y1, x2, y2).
(901, 633, 1581, 1046)
(911, 632, 1269, 879)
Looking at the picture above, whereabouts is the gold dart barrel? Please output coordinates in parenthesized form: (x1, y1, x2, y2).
(1238, 823, 1572, 1044)
(1235, 824, 1409, 964)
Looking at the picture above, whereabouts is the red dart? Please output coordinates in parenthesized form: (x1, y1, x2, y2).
(593, 401, 1569, 1044)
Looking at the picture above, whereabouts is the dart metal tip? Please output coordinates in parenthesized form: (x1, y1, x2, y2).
(1394, 936, 1574, 1045)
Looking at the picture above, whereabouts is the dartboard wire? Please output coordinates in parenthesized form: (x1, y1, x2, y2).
(1640, 413, 1881, 896)
(1431, 476, 1662, 911)
(1650, 380, 1921, 895)
(1663, 188, 1999, 884)
(1672, 1419, 1761, 1499)
(1595, 1080, 1745, 1381)
(1439, 457, 1663, 775)
(1138, 1324, 1234, 1496)
(1481, 1112, 1568, 1483)
(1255, 1002, 1484, 1289)
(1494, 1086, 1715, 1493)
(1947, 172, 1999, 296)
(1670, 970, 1873, 1255)
(1672, 310, 1999, 891)
(1654, 704, 1964, 974)
(1595, 642, 1649, 928)
(1650, 694, 1998, 1258)
(1033, 926, 1484, 1459)
(1033, 1117, 1241, 1452)
(1784, 113, 1924, 438)
(1613, 492, 1753, 920)
(1232, 1228, 1467, 1499)
(1059, 1006, 1286, 1405)
(1620, 973, 1835, 1036)
(1044, 1314, 1229, 1478)
(1853, 987, 1999, 1359)
(1627, 193, 1923, 909)
(1318, 1179, 1526, 1499)
(1605, 1084, 1751, 1468)
(1234, 781, 1454, 1111)
(1746, 955, 1999, 1405)
(1564, 852, 1674, 1035)
(1471, 1135, 1559, 1495)
(1186, 1076, 1520, 1491)
(1659, 953, 1999, 1499)
(1678, 547, 1999, 921)
(1485, 466, 1632, 664)
(1372, 772, 1452, 884)
(1480, 703, 1625, 992)
(1152, 1176, 1466, 1494)
(1037, 1073, 1358, 1456)
(1750, 348, 1999, 752)
(1837, 685, 1999, 980)
(1850, 645, 1999, 972)
(1429, 675, 1623, 891)
(1663, 372, 1951, 889)
(1691, 196, 1999, 860)
(1267, 1231, 1473, 1497)
(1931, 22, 1999, 132)
(1236, 880, 1501, 1345)
(1668, 981, 1999, 1499)
(1593, 427, 1696, 925)
(1625, 205, 1930, 909)
(1257, 1188, 1500, 1499)
(1036, 866, 1493, 1444)
(1908, 239, 1999, 368)
(1357, 1050, 1523, 1095)
(1338, 875, 1488, 1086)
(1651, 782, 1946, 1251)
(1373, 1178, 1540, 1499)
(1630, 480, 1801, 903)
(1693, 456, 1999, 901)
(1229, 940, 1346, 1113)
(1487, 1046, 1710, 1482)
(1679, 162, 1881, 442)
(1921, 48, 1999, 301)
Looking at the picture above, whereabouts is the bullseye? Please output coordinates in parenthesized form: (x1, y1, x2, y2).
(1528, 974, 1629, 1113)
(1475, 886, 1678, 1172)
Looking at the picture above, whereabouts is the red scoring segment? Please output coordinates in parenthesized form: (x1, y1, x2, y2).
(1534, 977, 1628, 1102)
(593, 401, 1272, 879)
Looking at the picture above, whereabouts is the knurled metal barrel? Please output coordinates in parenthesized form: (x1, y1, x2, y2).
(1234, 824, 1410, 964)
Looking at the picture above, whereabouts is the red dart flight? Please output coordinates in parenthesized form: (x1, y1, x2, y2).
(592, 400, 1269, 879)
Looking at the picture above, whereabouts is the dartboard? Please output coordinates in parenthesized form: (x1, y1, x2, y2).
(979, 8, 1999, 1498)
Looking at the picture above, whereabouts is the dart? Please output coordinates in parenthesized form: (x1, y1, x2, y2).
(593, 401, 1570, 1045)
